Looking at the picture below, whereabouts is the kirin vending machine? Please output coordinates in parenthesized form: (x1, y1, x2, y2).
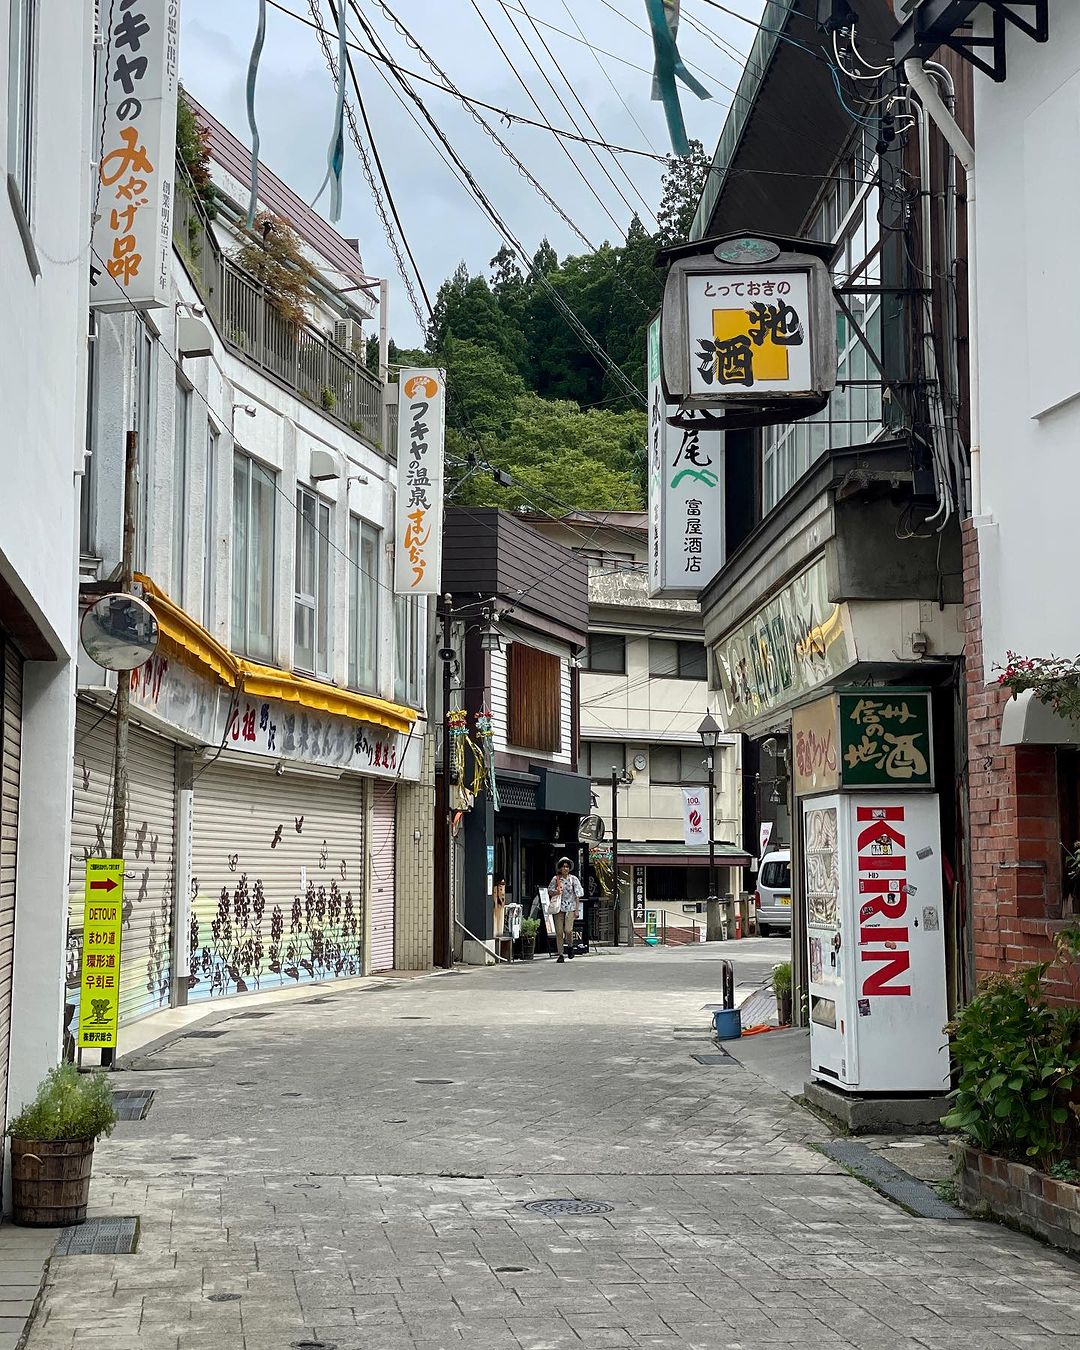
(804, 791, 949, 1094)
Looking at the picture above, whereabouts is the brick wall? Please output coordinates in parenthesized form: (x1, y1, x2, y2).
(394, 733, 435, 971)
(963, 521, 1078, 1001)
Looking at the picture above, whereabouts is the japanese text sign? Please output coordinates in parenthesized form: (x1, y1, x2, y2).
(682, 786, 708, 848)
(394, 368, 445, 596)
(91, 0, 180, 311)
(685, 271, 812, 397)
(838, 691, 933, 789)
(78, 859, 125, 1050)
(647, 316, 723, 597)
(793, 694, 841, 796)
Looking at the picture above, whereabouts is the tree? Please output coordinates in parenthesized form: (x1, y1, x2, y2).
(656, 139, 711, 248)
(234, 213, 317, 326)
(427, 262, 525, 370)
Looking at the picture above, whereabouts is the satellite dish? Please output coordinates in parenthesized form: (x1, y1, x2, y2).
(80, 593, 159, 671)
(578, 814, 606, 843)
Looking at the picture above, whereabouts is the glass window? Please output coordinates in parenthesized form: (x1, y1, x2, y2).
(649, 640, 707, 680)
(650, 745, 711, 786)
(294, 486, 330, 676)
(582, 741, 625, 780)
(394, 594, 425, 707)
(760, 860, 791, 889)
(172, 382, 190, 604)
(231, 452, 276, 662)
(80, 312, 97, 555)
(7, 0, 37, 212)
(348, 516, 379, 690)
(134, 323, 156, 572)
(203, 425, 217, 625)
(585, 633, 626, 674)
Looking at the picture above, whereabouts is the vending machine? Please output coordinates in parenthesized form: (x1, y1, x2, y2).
(804, 792, 949, 1094)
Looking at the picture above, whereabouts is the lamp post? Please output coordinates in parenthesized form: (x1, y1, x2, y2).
(698, 711, 722, 942)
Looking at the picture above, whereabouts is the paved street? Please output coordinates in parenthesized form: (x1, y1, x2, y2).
(24, 943, 1080, 1350)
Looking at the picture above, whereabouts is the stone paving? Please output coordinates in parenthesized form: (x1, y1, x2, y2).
(22, 943, 1080, 1349)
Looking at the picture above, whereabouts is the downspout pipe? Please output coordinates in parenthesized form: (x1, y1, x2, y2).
(904, 58, 980, 518)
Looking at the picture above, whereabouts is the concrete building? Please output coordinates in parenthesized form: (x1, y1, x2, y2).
(71, 92, 435, 1047)
(0, 2, 94, 1157)
(527, 514, 748, 943)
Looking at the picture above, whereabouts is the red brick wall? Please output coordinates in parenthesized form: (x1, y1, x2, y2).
(963, 521, 1078, 1002)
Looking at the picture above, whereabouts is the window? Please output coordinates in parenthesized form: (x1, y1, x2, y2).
(649, 639, 707, 680)
(134, 322, 156, 572)
(572, 548, 641, 573)
(760, 859, 791, 890)
(349, 516, 379, 690)
(394, 594, 424, 707)
(203, 425, 218, 624)
(650, 745, 710, 786)
(231, 452, 276, 661)
(584, 633, 626, 674)
(294, 486, 331, 676)
(172, 382, 190, 604)
(80, 312, 97, 555)
(7, 0, 37, 211)
(581, 741, 625, 780)
(508, 643, 561, 752)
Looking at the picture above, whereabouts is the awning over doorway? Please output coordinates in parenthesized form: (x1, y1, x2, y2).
(1000, 689, 1080, 747)
(616, 842, 751, 867)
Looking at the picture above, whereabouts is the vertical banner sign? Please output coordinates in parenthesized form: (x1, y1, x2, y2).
(91, 0, 181, 311)
(646, 317, 724, 597)
(759, 822, 773, 857)
(394, 369, 446, 595)
(78, 860, 125, 1050)
(682, 786, 708, 847)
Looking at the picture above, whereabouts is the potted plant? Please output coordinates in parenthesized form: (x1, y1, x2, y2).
(8, 1063, 117, 1227)
(519, 917, 540, 962)
(772, 961, 793, 1026)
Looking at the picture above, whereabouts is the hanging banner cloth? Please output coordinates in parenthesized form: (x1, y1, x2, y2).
(644, 0, 710, 157)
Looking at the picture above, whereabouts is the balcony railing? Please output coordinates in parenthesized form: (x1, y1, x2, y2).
(172, 168, 382, 447)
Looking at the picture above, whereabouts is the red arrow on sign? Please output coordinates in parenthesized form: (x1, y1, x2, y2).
(89, 878, 117, 892)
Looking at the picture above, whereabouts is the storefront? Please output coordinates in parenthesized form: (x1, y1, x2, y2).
(618, 842, 752, 941)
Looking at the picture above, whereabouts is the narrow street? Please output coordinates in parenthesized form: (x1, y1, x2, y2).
(25, 946, 1080, 1350)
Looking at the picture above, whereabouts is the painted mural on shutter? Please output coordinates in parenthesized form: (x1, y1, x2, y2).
(508, 643, 562, 753)
(0, 646, 23, 1137)
(68, 709, 175, 1029)
(189, 764, 364, 1000)
(369, 784, 396, 971)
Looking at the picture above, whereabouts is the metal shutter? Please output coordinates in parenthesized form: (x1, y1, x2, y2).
(189, 763, 364, 1001)
(0, 646, 22, 1136)
(370, 783, 396, 972)
(69, 708, 175, 1026)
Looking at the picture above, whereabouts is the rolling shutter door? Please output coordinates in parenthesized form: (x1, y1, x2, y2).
(0, 646, 23, 1137)
(69, 708, 175, 1026)
(370, 784, 396, 972)
(189, 764, 364, 1001)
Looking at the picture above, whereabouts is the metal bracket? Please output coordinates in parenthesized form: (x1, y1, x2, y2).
(893, 0, 1047, 83)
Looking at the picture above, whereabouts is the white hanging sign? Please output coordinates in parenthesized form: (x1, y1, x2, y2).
(682, 787, 708, 848)
(91, 0, 181, 311)
(394, 369, 446, 595)
(647, 316, 724, 597)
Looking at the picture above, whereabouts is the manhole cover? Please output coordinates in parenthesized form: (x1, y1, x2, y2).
(207, 1293, 241, 1303)
(185, 1029, 229, 1039)
(522, 1199, 613, 1217)
(54, 1216, 139, 1256)
(112, 1088, 155, 1120)
(414, 1079, 453, 1085)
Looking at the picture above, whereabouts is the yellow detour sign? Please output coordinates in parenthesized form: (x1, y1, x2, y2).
(78, 859, 124, 1051)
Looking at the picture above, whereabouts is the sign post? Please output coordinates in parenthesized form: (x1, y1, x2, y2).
(77, 860, 125, 1058)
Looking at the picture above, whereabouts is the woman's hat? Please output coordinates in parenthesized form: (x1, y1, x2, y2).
(557, 856, 573, 866)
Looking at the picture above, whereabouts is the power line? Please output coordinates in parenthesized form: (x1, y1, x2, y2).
(561, 1, 660, 156)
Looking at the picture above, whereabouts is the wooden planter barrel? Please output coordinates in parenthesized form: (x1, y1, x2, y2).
(11, 1137, 95, 1227)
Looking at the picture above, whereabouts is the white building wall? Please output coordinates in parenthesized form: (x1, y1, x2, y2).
(974, 6, 1080, 678)
(0, 0, 94, 1134)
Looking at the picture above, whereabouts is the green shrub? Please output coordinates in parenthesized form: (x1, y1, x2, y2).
(520, 917, 541, 940)
(942, 963, 1080, 1170)
(772, 961, 792, 996)
(8, 1063, 118, 1142)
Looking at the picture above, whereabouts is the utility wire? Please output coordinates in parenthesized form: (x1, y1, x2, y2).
(561, 0, 660, 155)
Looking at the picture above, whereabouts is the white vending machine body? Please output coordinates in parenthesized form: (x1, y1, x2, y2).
(805, 792, 949, 1094)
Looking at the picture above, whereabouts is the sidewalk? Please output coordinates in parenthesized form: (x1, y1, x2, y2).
(19, 944, 1080, 1349)
(0, 1227, 55, 1350)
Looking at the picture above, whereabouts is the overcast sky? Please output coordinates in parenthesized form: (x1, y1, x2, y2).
(179, 0, 765, 345)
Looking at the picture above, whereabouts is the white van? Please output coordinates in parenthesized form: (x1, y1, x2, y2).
(755, 849, 792, 936)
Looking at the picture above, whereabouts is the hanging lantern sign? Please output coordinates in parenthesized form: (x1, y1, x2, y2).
(659, 234, 838, 415)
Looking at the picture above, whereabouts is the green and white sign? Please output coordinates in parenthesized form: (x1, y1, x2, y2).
(838, 691, 933, 789)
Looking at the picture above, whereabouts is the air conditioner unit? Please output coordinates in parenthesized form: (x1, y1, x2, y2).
(333, 318, 362, 355)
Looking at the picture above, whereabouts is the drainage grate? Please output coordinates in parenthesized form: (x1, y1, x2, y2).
(818, 1140, 969, 1220)
(690, 1052, 742, 1067)
(185, 1029, 229, 1039)
(523, 1199, 613, 1217)
(54, 1216, 139, 1257)
(292, 1342, 337, 1350)
(414, 1079, 453, 1085)
(112, 1088, 155, 1120)
(207, 1293, 241, 1303)
(236, 1010, 275, 1019)
(495, 1265, 527, 1273)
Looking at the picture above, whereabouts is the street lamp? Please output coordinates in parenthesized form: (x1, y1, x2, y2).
(698, 711, 722, 941)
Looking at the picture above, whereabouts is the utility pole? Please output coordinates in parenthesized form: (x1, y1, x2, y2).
(437, 596, 454, 968)
(705, 749, 721, 942)
(611, 768, 621, 947)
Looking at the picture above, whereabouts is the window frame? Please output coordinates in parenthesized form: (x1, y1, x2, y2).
(7, 0, 38, 216)
(231, 450, 277, 663)
(348, 514, 380, 692)
(203, 423, 218, 625)
(394, 593, 425, 708)
(649, 744, 712, 787)
(134, 322, 156, 573)
(172, 380, 191, 605)
(294, 484, 331, 678)
(584, 632, 626, 675)
(582, 741, 626, 781)
(649, 639, 707, 681)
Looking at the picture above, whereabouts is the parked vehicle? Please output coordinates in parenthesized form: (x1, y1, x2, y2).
(755, 850, 792, 936)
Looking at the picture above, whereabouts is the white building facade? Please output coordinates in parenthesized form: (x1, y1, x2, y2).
(72, 94, 435, 1044)
(0, 2, 94, 1153)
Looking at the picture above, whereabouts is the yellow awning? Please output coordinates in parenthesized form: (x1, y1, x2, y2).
(136, 575, 417, 734)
